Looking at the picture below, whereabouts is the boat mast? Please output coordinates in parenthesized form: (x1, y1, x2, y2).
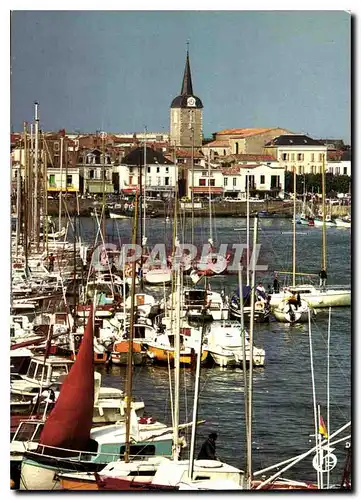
(191, 118, 194, 248)
(33, 101, 40, 252)
(188, 318, 208, 480)
(246, 216, 258, 489)
(246, 169, 250, 286)
(142, 127, 147, 249)
(124, 191, 139, 463)
(101, 132, 106, 242)
(15, 155, 21, 257)
(173, 264, 181, 461)
(321, 153, 327, 270)
(59, 136, 64, 231)
(292, 166, 296, 287)
(208, 149, 213, 245)
(23, 122, 29, 270)
(239, 264, 248, 475)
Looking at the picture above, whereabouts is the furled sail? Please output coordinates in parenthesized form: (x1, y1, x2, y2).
(38, 307, 94, 452)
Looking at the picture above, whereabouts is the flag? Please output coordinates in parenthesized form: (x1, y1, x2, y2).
(319, 415, 328, 439)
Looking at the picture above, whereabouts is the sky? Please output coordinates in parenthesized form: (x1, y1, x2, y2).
(10, 10, 351, 142)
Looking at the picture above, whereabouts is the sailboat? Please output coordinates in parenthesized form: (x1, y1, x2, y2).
(17, 308, 175, 490)
(270, 155, 350, 309)
(272, 168, 315, 324)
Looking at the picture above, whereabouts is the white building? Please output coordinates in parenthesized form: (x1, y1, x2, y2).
(187, 164, 224, 199)
(118, 147, 177, 198)
(264, 135, 328, 174)
(47, 167, 80, 193)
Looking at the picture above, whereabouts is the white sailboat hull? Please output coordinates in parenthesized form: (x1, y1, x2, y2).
(109, 212, 129, 219)
(335, 218, 351, 228)
(20, 459, 61, 490)
(270, 289, 351, 308)
(144, 269, 172, 285)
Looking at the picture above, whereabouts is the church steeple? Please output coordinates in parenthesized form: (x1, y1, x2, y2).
(180, 50, 193, 96)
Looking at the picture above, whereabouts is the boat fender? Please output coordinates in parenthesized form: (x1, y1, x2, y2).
(74, 335, 82, 343)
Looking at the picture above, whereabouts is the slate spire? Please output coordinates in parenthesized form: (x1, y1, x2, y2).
(180, 49, 194, 96)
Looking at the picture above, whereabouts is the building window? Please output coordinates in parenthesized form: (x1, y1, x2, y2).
(66, 175, 72, 186)
(202, 171, 207, 176)
(147, 176, 151, 186)
(297, 153, 304, 161)
(298, 166, 302, 175)
(53, 142, 60, 152)
(199, 178, 206, 186)
(129, 176, 133, 185)
(319, 153, 323, 162)
(233, 177, 237, 187)
(156, 167, 160, 173)
(311, 153, 315, 161)
(165, 177, 170, 186)
(235, 143, 239, 155)
(224, 177, 228, 187)
(223, 150, 226, 156)
(260, 175, 265, 185)
(328, 167, 333, 174)
(270, 175, 280, 189)
(284, 165, 288, 172)
(89, 169, 94, 179)
(291, 153, 295, 161)
(165, 167, 169, 173)
(147, 166, 151, 173)
(209, 178, 215, 187)
(49, 174, 55, 186)
(157, 177, 161, 186)
(335, 167, 340, 175)
(129, 166, 133, 174)
(343, 167, 348, 175)
(282, 153, 288, 161)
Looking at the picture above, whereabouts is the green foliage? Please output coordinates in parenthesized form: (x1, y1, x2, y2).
(284, 172, 351, 195)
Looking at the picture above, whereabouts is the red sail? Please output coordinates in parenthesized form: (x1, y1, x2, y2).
(39, 308, 94, 452)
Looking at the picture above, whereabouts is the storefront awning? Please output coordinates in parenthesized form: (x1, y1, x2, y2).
(190, 187, 224, 194)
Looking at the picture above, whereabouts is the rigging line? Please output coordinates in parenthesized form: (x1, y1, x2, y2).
(309, 316, 351, 387)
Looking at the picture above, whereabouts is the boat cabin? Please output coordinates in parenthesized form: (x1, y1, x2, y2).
(12, 420, 44, 445)
(21, 356, 73, 387)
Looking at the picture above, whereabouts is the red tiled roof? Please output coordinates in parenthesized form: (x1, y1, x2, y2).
(221, 166, 241, 175)
(232, 154, 277, 161)
(203, 140, 230, 148)
(216, 128, 273, 137)
(174, 148, 204, 159)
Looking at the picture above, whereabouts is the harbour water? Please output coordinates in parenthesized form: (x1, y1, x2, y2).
(76, 216, 351, 484)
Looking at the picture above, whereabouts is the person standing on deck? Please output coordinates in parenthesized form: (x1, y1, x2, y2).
(48, 253, 55, 272)
(319, 268, 327, 290)
(197, 432, 218, 460)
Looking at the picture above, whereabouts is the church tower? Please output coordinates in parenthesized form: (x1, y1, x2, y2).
(170, 49, 203, 148)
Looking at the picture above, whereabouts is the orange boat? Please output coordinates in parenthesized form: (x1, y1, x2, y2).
(111, 339, 147, 366)
(146, 344, 209, 366)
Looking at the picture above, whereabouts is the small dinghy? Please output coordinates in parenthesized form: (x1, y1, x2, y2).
(272, 296, 316, 324)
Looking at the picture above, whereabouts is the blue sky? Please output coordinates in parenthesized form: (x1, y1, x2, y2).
(10, 10, 351, 142)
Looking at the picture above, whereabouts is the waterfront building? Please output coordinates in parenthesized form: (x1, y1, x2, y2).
(117, 146, 177, 199)
(263, 134, 328, 174)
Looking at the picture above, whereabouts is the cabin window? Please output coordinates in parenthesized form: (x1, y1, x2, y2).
(34, 364, 49, 381)
(195, 476, 211, 480)
(127, 470, 156, 477)
(119, 444, 156, 457)
(50, 365, 68, 382)
(66, 175, 72, 186)
(168, 335, 175, 347)
(49, 174, 55, 187)
(33, 425, 44, 441)
(26, 361, 37, 379)
(134, 326, 146, 339)
(14, 423, 39, 442)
